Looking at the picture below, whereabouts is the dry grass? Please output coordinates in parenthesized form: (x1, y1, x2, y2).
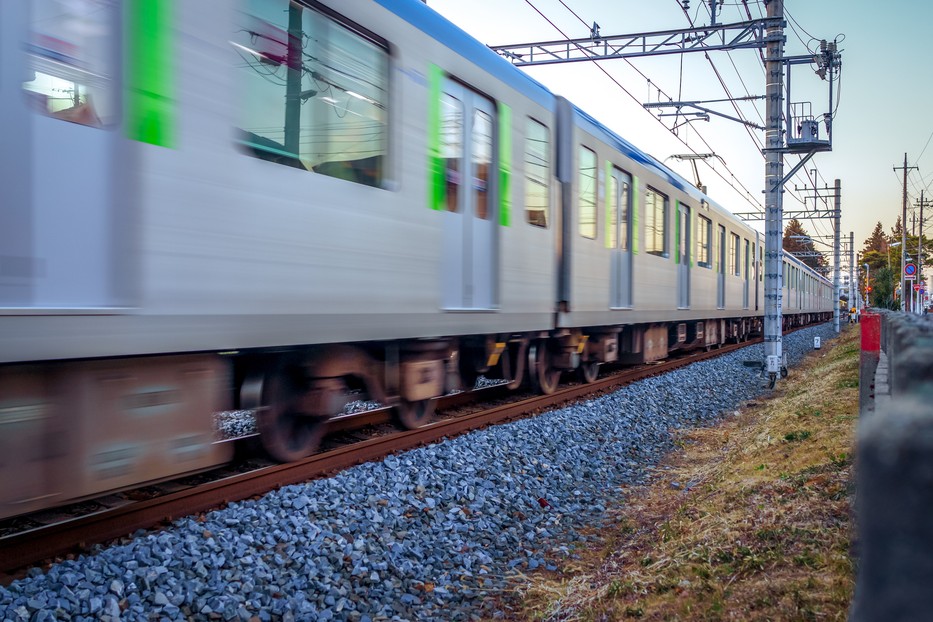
(499, 328, 859, 622)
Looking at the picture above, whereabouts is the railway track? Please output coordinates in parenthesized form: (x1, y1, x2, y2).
(0, 336, 766, 582)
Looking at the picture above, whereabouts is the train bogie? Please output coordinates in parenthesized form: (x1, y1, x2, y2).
(0, 356, 231, 519)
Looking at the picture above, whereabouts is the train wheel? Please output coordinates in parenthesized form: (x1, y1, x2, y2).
(245, 368, 326, 462)
(395, 398, 436, 429)
(579, 361, 599, 384)
(528, 340, 561, 395)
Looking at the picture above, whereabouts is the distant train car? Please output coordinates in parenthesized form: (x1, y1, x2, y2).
(0, 0, 831, 520)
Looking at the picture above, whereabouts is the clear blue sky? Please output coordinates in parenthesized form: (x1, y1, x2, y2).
(428, 0, 933, 261)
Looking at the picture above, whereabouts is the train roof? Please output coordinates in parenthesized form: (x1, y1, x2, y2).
(379, 1, 802, 259)
(570, 104, 692, 194)
(380, 2, 735, 202)
(373, 0, 555, 108)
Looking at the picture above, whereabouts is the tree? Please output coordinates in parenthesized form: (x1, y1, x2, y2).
(856, 218, 930, 309)
(782, 219, 828, 272)
(863, 222, 887, 255)
(891, 216, 903, 241)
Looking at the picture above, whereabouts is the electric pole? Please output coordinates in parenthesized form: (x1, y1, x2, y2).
(915, 190, 929, 313)
(849, 231, 855, 315)
(831, 179, 841, 333)
(894, 154, 917, 312)
(763, 0, 785, 382)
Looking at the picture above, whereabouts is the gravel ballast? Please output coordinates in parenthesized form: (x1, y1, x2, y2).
(0, 324, 837, 621)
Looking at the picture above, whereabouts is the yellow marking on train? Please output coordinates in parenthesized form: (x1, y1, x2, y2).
(487, 342, 507, 367)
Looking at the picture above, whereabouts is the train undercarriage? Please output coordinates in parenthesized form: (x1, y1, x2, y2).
(0, 312, 830, 519)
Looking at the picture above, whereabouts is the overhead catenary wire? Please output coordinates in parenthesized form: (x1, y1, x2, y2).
(529, 0, 764, 210)
(681, 1, 841, 227)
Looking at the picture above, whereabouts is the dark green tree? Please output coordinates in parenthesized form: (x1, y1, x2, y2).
(782, 218, 828, 272)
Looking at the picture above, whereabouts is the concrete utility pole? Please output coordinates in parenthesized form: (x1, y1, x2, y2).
(763, 0, 785, 383)
(832, 179, 841, 333)
(894, 154, 917, 312)
(849, 231, 855, 314)
(917, 190, 926, 313)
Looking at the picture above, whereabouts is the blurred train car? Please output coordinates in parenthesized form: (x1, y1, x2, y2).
(0, 0, 832, 520)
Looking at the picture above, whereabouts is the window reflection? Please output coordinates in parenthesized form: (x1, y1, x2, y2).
(645, 187, 668, 256)
(472, 110, 492, 220)
(525, 119, 549, 228)
(441, 94, 463, 213)
(23, 0, 117, 128)
(234, 1, 388, 187)
(697, 215, 712, 268)
(578, 147, 597, 239)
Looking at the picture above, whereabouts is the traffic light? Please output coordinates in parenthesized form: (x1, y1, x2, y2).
(866, 286, 872, 292)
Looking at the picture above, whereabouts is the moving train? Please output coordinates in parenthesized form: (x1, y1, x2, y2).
(0, 0, 832, 520)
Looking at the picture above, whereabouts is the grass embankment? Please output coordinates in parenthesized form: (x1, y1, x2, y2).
(509, 327, 860, 621)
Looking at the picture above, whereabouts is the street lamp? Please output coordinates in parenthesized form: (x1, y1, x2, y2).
(889, 241, 902, 271)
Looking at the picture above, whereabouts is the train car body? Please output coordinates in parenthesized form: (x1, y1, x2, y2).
(0, 0, 832, 519)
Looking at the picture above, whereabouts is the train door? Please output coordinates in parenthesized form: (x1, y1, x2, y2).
(717, 225, 726, 308)
(440, 79, 498, 310)
(609, 168, 633, 308)
(17, 0, 127, 309)
(743, 239, 750, 308)
(677, 202, 690, 308)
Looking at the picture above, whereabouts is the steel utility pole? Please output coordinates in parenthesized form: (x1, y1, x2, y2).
(894, 154, 917, 312)
(763, 0, 785, 384)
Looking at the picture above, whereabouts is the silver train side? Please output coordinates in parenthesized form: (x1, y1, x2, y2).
(0, 0, 833, 520)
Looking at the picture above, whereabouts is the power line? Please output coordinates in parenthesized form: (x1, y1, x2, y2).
(524, 0, 763, 209)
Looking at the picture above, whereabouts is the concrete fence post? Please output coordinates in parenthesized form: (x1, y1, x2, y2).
(851, 396, 933, 621)
(858, 311, 880, 417)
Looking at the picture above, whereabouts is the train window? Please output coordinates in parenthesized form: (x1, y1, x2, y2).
(22, 0, 118, 127)
(472, 110, 493, 220)
(525, 119, 550, 228)
(730, 233, 741, 276)
(578, 146, 597, 239)
(441, 94, 464, 212)
(608, 167, 632, 251)
(234, 1, 389, 187)
(697, 215, 712, 268)
(644, 187, 669, 257)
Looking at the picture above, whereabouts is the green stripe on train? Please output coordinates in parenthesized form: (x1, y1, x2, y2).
(687, 210, 697, 268)
(126, 0, 173, 147)
(498, 103, 511, 227)
(674, 200, 680, 264)
(427, 64, 444, 210)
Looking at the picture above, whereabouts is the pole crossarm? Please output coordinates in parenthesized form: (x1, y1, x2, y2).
(734, 209, 838, 221)
(645, 101, 765, 130)
(489, 18, 783, 66)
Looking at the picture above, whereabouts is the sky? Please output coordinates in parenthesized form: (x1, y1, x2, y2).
(427, 0, 933, 266)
